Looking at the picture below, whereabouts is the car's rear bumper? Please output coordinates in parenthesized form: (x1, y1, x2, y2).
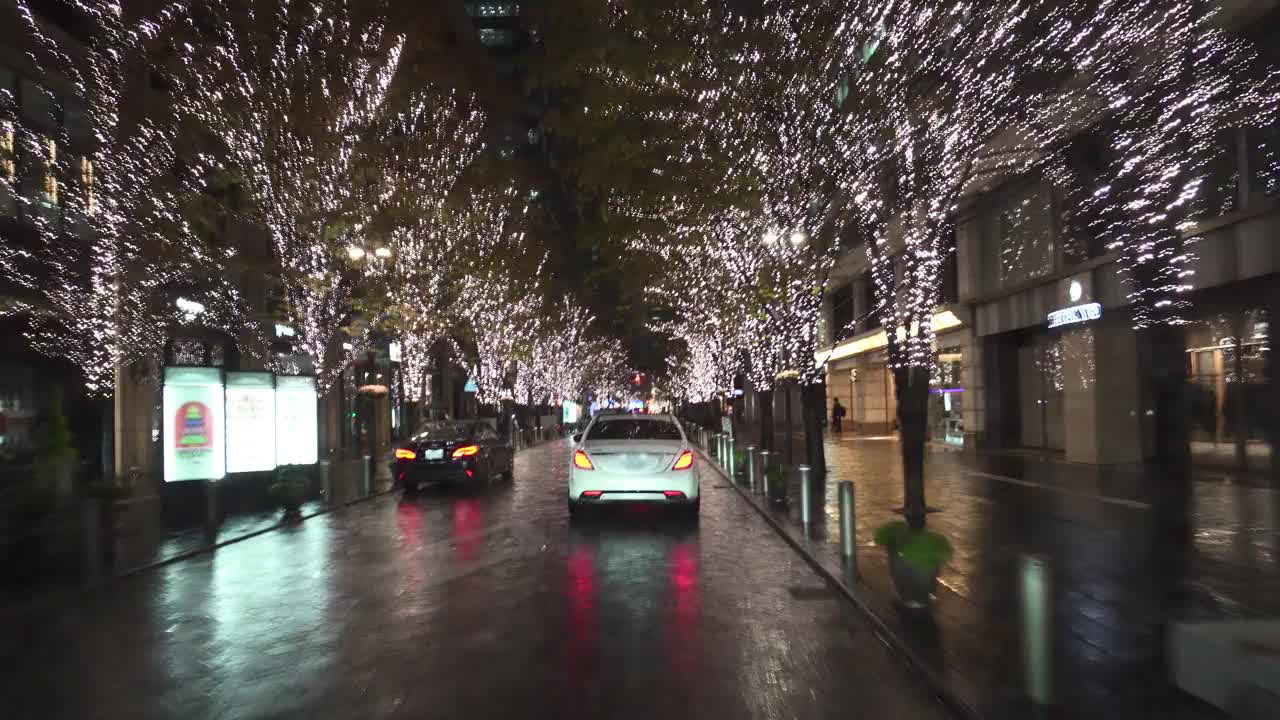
(568, 469, 698, 501)
(397, 460, 475, 486)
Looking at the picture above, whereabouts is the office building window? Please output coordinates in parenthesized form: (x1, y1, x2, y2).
(1248, 123, 1280, 199)
(1189, 128, 1238, 221)
(0, 121, 14, 216)
(860, 270, 879, 331)
(43, 138, 57, 205)
(995, 185, 1053, 287)
(79, 156, 94, 214)
(477, 28, 515, 47)
(830, 283, 853, 341)
(465, 2, 518, 17)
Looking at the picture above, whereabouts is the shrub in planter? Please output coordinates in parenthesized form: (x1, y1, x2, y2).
(765, 465, 787, 502)
(874, 521, 954, 608)
(35, 385, 79, 499)
(270, 466, 309, 519)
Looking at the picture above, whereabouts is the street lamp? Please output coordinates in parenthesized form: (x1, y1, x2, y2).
(789, 231, 807, 245)
(374, 246, 391, 259)
(346, 245, 365, 261)
(763, 229, 779, 244)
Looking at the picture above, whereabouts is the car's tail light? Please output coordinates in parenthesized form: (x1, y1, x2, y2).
(395, 448, 416, 460)
(452, 445, 479, 459)
(663, 491, 686, 499)
(580, 490, 603, 498)
(573, 450, 594, 470)
(672, 450, 694, 470)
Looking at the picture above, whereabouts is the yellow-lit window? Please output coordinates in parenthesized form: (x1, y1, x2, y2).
(43, 138, 57, 204)
(80, 157, 94, 214)
(0, 122, 13, 182)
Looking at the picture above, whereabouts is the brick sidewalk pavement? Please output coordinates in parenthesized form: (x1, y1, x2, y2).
(709, 434, 1280, 719)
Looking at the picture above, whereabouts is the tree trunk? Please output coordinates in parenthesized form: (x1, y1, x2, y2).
(1267, 287, 1280, 488)
(894, 365, 930, 530)
(757, 389, 774, 452)
(801, 382, 826, 475)
(1140, 323, 1192, 584)
(783, 382, 795, 466)
(100, 396, 115, 484)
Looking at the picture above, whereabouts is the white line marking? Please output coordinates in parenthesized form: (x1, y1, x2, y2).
(963, 470, 1152, 510)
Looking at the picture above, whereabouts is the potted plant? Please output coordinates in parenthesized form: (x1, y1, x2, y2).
(270, 466, 309, 521)
(874, 521, 954, 609)
(83, 480, 130, 569)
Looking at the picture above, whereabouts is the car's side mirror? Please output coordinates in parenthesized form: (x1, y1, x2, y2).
(572, 433, 582, 444)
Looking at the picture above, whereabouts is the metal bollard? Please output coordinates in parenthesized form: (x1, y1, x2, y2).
(204, 478, 220, 540)
(760, 450, 772, 497)
(838, 481, 856, 560)
(1020, 554, 1053, 707)
(727, 436, 736, 478)
(799, 464, 812, 529)
(319, 460, 333, 501)
(362, 455, 373, 496)
(746, 446, 759, 493)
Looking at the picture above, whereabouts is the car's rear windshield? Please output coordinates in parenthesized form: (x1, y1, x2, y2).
(412, 422, 478, 441)
(587, 419, 682, 441)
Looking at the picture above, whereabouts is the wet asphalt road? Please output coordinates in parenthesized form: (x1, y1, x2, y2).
(2, 440, 952, 720)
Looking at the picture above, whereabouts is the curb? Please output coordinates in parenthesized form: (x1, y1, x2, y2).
(700, 449, 982, 720)
(5, 438, 562, 617)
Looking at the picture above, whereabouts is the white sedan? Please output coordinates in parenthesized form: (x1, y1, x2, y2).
(567, 414, 699, 519)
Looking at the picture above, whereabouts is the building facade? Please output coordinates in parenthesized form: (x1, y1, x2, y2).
(815, 1, 1280, 474)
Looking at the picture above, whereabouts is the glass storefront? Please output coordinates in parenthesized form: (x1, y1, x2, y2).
(1018, 335, 1065, 450)
(929, 347, 965, 446)
(1186, 310, 1272, 470)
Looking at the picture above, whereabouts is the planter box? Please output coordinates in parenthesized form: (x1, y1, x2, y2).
(112, 494, 161, 571)
(1170, 620, 1280, 716)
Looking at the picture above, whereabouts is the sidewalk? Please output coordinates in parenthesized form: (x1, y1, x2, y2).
(713, 434, 1279, 719)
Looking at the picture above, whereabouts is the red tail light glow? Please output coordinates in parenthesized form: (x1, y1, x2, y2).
(580, 490, 603, 498)
(465, 469, 474, 478)
(672, 450, 694, 470)
(573, 450, 594, 470)
(452, 445, 479, 459)
(395, 448, 416, 460)
(663, 491, 686, 499)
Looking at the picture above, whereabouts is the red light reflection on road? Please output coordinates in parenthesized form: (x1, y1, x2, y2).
(394, 501, 426, 603)
(564, 545, 597, 704)
(451, 498, 483, 562)
(666, 542, 702, 688)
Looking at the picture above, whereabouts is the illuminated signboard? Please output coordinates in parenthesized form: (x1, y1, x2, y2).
(225, 372, 276, 473)
(275, 375, 318, 466)
(163, 367, 225, 482)
(1047, 302, 1102, 329)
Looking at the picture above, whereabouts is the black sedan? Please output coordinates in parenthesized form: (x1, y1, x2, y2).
(394, 420, 514, 491)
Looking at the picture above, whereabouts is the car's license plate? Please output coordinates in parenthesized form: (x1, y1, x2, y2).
(424, 448, 444, 460)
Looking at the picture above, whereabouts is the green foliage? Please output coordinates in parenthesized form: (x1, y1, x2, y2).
(38, 385, 78, 463)
(270, 465, 310, 510)
(874, 521, 954, 573)
(765, 465, 787, 501)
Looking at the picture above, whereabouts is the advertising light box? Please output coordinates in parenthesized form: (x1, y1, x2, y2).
(163, 367, 226, 482)
(276, 375, 318, 466)
(225, 372, 276, 473)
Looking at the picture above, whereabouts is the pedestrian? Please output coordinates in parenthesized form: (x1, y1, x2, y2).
(831, 398, 846, 434)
